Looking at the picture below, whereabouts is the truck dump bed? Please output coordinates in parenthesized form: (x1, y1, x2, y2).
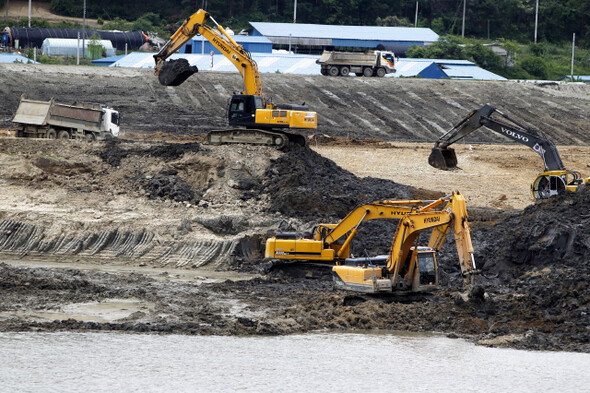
(11, 98, 52, 126)
(12, 97, 103, 131)
(318, 51, 376, 65)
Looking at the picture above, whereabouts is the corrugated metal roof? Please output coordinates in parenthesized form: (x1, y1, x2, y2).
(111, 52, 322, 75)
(441, 64, 507, 81)
(250, 22, 439, 43)
(190, 35, 271, 44)
(0, 53, 39, 64)
(91, 54, 126, 66)
(110, 52, 506, 80)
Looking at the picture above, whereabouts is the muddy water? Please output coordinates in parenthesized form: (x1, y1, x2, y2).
(1, 332, 588, 392)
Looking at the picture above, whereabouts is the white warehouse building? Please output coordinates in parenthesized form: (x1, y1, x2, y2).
(41, 38, 115, 58)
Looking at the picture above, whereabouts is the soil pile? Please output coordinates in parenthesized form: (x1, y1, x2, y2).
(262, 146, 413, 220)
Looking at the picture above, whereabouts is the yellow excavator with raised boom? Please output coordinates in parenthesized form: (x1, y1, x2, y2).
(265, 191, 478, 294)
(428, 104, 589, 199)
(153, 9, 317, 148)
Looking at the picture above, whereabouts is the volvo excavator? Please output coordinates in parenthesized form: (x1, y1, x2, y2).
(265, 191, 478, 294)
(153, 9, 317, 148)
(428, 104, 589, 200)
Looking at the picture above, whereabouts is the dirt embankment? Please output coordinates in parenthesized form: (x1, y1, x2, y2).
(1, 63, 589, 145)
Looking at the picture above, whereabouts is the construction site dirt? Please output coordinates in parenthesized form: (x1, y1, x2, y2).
(0, 63, 589, 352)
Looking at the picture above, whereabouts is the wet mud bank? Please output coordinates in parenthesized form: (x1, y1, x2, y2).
(0, 137, 588, 352)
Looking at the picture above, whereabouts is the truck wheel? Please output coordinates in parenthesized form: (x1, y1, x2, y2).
(340, 66, 350, 76)
(46, 129, 57, 139)
(57, 130, 70, 140)
(363, 67, 373, 77)
(85, 133, 96, 142)
(376, 67, 386, 77)
(328, 66, 339, 76)
(321, 69, 328, 76)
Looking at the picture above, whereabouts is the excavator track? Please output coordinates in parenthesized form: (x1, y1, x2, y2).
(207, 129, 307, 149)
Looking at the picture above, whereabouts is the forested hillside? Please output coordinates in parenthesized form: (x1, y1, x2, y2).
(10, 0, 586, 45)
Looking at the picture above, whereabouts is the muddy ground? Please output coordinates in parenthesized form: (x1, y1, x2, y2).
(0, 64, 589, 352)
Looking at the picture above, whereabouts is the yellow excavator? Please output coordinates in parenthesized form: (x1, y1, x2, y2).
(153, 9, 317, 147)
(265, 191, 478, 293)
(428, 104, 589, 199)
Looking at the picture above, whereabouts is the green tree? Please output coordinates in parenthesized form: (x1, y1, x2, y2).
(87, 34, 105, 60)
(464, 43, 503, 70)
(376, 15, 412, 27)
(519, 55, 549, 79)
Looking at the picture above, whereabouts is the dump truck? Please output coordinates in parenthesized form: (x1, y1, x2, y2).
(11, 96, 120, 141)
(316, 50, 396, 77)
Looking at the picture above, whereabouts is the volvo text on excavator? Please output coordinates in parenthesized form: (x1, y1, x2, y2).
(265, 191, 478, 294)
(153, 9, 317, 148)
(428, 104, 589, 200)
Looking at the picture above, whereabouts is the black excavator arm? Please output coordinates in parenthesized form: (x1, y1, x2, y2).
(429, 104, 565, 171)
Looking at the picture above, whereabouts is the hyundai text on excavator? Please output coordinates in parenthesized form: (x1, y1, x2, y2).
(153, 9, 317, 148)
(265, 191, 478, 294)
(428, 104, 589, 200)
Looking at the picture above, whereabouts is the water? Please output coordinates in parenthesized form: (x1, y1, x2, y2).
(0, 331, 588, 393)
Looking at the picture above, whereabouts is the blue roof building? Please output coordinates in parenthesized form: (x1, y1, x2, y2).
(178, 35, 272, 55)
(249, 22, 439, 55)
(395, 59, 507, 80)
(91, 54, 126, 66)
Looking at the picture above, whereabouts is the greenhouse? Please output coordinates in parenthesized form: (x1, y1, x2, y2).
(40, 38, 115, 58)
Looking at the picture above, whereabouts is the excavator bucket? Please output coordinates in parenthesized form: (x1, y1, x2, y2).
(428, 147, 457, 170)
(157, 59, 199, 86)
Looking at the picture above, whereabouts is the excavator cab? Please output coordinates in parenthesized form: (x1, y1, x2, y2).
(228, 95, 264, 126)
(531, 172, 567, 199)
(415, 249, 438, 287)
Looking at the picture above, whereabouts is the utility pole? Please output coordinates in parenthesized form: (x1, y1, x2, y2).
(571, 33, 575, 79)
(534, 0, 539, 43)
(461, 0, 466, 37)
(414, 1, 418, 27)
(82, 0, 86, 58)
(28, 0, 31, 27)
(293, 0, 297, 23)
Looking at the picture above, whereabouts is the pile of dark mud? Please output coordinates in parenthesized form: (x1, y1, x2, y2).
(261, 146, 413, 220)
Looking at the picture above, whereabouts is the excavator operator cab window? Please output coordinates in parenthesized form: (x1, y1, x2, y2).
(417, 252, 437, 286)
(253, 95, 264, 109)
(230, 98, 245, 117)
